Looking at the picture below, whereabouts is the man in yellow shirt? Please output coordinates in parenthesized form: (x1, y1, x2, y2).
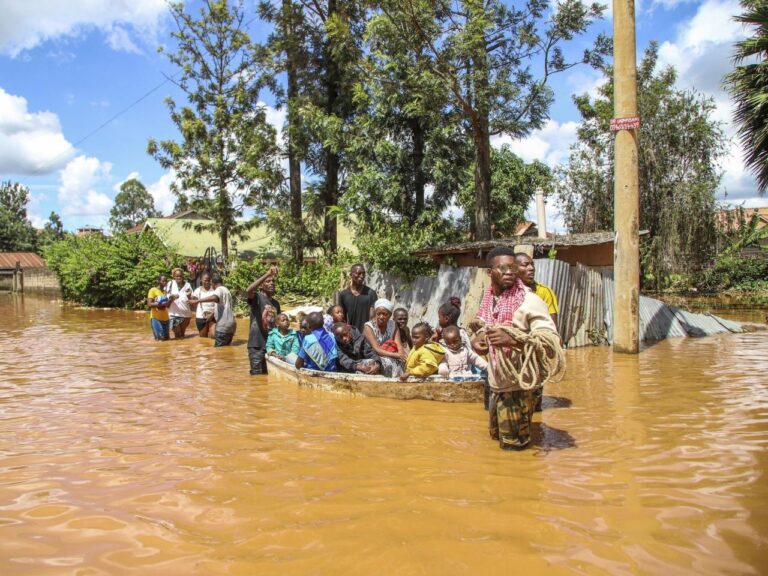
(147, 274, 174, 341)
(515, 253, 560, 413)
(514, 253, 558, 327)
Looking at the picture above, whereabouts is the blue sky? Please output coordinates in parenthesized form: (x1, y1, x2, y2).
(0, 0, 762, 233)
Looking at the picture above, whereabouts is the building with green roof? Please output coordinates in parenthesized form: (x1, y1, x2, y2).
(137, 214, 358, 259)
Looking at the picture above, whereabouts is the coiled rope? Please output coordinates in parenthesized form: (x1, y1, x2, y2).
(471, 324, 566, 391)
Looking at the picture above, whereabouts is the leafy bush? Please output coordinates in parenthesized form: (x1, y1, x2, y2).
(693, 254, 768, 292)
(226, 250, 356, 311)
(44, 232, 184, 308)
(355, 216, 451, 281)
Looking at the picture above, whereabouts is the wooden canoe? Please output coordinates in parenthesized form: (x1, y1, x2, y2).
(266, 356, 484, 402)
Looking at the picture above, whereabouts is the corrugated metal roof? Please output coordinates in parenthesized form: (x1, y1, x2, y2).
(604, 276, 743, 341)
(639, 295, 689, 340)
(670, 308, 741, 336)
(0, 252, 46, 269)
(414, 231, 616, 256)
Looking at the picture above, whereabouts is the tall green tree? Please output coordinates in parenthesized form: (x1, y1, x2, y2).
(392, 0, 607, 240)
(0, 180, 37, 252)
(298, 0, 367, 253)
(38, 212, 66, 249)
(109, 178, 160, 233)
(148, 0, 283, 259)
(341, 1, 470, 232)
(725, 0, 768, 193)
(259, 0, 316, 261)
(556, 43, 727, 288)
(458, 146, 551, 236)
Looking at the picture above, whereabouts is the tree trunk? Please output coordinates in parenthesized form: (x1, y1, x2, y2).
(411, 117, 425, 221)
(220, 226, 229, 261)
(324, 153, 339, 252)
(470, 8, 492, 242)
(473, 124, 492, 241)
(285, 0, 304, 262)
(323, 0, 339, 253)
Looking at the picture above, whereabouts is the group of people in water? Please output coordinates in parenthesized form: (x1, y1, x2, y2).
(146, 246, 562, 451)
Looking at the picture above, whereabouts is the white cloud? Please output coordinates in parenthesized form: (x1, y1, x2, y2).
(261, 101, 286, 142)
(491, 121, 580, 233)
(105, 25, 141, 54)
(656, 0, 764, 204)
(58, 155, 113, 218)
(567, 69, 607, 101)
(0, 0, 168, 57)
(492, 120, 580, 168)
(146, 170, 178, 215)
(0, 87, 75, 175)
(113, 169, 177, 216)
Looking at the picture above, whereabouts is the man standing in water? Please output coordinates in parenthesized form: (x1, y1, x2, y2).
(472, 246, 562, 450)
(246, 265, 281, 375)
(514, 252, 559, 327)
(514, 251, 560, 412)
(338, 264, 378, 334)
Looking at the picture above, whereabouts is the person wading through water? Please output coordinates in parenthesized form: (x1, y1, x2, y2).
(471, 246, 564, 451)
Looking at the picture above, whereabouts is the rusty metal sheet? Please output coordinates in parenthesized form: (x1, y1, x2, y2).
(0, 252, 46, 269)
(561, 263, 606, 348)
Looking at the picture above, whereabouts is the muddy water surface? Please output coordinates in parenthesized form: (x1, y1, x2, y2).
(1, 294, 767, 575)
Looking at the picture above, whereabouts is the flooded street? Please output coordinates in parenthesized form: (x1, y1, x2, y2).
(1, 294, 767, 575)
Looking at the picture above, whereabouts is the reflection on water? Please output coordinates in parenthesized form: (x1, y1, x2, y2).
(1, 294, 767, 575)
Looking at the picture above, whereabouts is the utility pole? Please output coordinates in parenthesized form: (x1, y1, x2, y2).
(612, 0, 640, 353)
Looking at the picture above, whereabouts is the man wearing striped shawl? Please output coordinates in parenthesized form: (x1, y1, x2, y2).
(472, 246, 563, 450)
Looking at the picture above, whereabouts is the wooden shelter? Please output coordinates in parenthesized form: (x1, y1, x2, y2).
(414, 231, 616, 268)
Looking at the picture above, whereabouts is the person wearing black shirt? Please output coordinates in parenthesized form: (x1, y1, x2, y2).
(332, 323, 382, 374)
(246, 265, 281, 375)
(338, 264, 378, 333)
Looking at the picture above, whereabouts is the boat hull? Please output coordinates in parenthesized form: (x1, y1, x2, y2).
(266, 356, 484, 402)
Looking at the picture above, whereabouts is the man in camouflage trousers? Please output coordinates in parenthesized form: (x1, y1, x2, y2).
(472, 246, 562, 450)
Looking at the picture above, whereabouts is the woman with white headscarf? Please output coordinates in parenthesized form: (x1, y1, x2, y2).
(363, 298, 406, 378)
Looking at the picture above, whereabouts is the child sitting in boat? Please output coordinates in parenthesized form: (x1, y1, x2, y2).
(433, 296, 472, 348)
(400, 322, 445, 381)
(327, 304, 347, 324)
(333, 322, 382, 375)
(266, 313, 300, 364)
(438, 325, 488, 380)
(295, 311, 338, 372)
(393, 307, 412, 353)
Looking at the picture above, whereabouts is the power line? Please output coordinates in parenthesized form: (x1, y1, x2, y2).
(72, 73, 177, 148)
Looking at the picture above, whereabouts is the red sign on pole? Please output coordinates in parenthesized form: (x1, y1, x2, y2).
(610, 116, 641, 131)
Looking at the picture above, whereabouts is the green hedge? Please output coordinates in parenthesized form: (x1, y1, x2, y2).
(693, 254, 768, 292)
(226, 250, 356, 311)
(44, 233, 184, 308)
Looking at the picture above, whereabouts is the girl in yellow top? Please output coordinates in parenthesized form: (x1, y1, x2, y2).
(400, 322, 445, 381)
(147, 274, 174, 341)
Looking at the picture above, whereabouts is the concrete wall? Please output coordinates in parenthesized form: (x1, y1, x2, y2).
(20, 267, 60, 294)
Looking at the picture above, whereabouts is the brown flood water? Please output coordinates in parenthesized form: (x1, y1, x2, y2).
(1, 294, 767, 575)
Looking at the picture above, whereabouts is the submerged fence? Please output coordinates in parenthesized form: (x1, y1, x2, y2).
(0, 267, 60, 295)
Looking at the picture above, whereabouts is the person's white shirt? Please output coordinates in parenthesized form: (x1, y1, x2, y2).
(166, 280, 193, 318)
(192, 286, 216, 319)
(213, 285, 236, 334)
